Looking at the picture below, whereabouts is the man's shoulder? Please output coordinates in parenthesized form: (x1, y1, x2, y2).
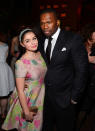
(61, 29, 77, 36)
(61, 29, 82, 41)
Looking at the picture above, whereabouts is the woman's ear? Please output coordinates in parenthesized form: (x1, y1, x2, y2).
(20, 42, 25, 47)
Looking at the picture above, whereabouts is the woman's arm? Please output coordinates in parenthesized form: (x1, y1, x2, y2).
(16, 77, 29, 114)
(16, 77, 36, 121)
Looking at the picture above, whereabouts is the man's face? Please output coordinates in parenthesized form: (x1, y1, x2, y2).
(40, 12, 58, 37)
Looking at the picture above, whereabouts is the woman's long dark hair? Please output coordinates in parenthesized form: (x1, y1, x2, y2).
(17, 27, 40, 59)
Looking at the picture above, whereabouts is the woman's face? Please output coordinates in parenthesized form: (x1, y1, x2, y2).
(91, 32, 95, 43)
(21, 32, 38, 52)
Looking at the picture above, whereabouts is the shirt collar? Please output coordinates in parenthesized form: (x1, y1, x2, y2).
(52, 27, 61, 40)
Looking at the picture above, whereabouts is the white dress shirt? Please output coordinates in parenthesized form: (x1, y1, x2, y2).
(44, 27, 61, 59)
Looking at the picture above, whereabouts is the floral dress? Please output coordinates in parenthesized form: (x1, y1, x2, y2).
(2, 55, 47, 131)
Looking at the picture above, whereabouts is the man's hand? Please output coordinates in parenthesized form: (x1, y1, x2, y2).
(71, 99, 77, 104)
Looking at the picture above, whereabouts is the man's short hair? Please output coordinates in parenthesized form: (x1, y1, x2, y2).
(40, 8, 58, 19)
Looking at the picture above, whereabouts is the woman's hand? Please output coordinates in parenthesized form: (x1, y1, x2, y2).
(24, 111, 37, 122)
(88, 53, 95, 64)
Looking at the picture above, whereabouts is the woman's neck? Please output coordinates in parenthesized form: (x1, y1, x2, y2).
(26, 50, 37, 55)
(22, 50, 39, 60)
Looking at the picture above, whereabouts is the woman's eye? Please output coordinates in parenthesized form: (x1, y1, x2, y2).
(25, 40, 29, 43)
(33, 37, 37, 40)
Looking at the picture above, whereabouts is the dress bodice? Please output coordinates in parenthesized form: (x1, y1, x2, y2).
(0, 43, 8, 62)
(15, 55, 47, 85)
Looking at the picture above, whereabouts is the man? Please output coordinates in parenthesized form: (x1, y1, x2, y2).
(39, 8, 88, 131)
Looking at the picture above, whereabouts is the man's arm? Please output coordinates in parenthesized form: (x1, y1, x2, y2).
(71, 34, 88, 103)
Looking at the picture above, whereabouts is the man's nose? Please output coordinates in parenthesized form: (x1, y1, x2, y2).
(44, 23, 48, 29)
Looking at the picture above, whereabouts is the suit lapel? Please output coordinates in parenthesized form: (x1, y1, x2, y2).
(39, 37, 49, 66)
(51, 30, 66, 61)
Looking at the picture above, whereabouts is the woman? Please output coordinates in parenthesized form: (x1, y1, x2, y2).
(0, 31, 15, 120)
(2, 28, 47, 131)
(77, 24, 95, 130)
(10, 33, 20, 74)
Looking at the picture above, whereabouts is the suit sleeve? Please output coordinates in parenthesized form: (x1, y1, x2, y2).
(71, 34, 88, 102)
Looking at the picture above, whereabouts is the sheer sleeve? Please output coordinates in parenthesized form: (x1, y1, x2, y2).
(15, 60, 27, 78)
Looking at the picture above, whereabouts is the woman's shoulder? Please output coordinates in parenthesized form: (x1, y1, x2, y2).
(15, 58, 27, 71)
(16, 57, 31, 66)
(0, 42, 8, 49)
(16, 57, 26, 65)
(15, 59, 22, 67)
(0, 42, 7, 46)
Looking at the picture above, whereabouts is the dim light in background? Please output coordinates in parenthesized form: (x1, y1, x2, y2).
(60, 13, 66, 17)
(53, 5, 59, 8)
(61, 4, 68, 8)
(40, 5, 44, 10)
(47, 5, 51, 8)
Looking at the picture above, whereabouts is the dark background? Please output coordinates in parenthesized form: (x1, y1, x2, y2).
(0, 0, 95, 31)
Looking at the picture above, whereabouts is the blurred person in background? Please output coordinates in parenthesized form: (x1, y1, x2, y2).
(0, 30, 15, 121)
(10, 25, 27, 74)
(10, 29, 20, 74)
(77, 24, 95, 130)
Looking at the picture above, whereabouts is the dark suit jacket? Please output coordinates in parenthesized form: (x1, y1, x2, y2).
(39, 29, 88, 108)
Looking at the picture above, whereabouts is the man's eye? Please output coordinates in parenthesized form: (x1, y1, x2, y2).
(47, 22, 51, 24)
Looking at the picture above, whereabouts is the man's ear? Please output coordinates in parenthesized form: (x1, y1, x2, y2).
(20, 42, 25, 47)
(57, 19, 60, 27)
